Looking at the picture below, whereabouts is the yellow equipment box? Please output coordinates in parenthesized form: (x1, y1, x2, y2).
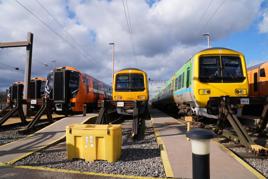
(66, 124, 122, 162)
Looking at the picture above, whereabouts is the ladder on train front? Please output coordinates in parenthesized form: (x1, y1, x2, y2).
(218, 97, 268, 154)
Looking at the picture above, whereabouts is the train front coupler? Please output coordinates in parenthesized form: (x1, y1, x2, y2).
(131, 101, 146, 140)
(96, 100, 117, 124)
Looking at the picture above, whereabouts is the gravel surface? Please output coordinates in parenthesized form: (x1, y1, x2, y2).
(14, 127, 166, 178)
(0, 121, 54, 146)
(0, 124, 27, 145)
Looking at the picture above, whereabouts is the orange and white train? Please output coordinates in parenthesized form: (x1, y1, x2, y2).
(247, 62, 268, 97)
(46, 66, 111, 113)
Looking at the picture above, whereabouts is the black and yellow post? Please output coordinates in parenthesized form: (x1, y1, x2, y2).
(186, 128, 215, 179)
(83, 104, 87, 116)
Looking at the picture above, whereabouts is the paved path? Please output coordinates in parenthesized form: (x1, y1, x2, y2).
(0, 114, 97, 164)
(151, 109, 259, 179)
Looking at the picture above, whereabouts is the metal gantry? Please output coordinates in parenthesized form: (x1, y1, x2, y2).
(0, 32, 33, 116)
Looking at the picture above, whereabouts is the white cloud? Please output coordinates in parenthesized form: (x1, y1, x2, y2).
(259, 9, 268, 33)
(0, 0, 262, 92)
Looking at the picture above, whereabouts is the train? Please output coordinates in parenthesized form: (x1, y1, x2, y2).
(96, 68, 149, 139)
(112, 68, 149, 116)
(247, 62, 268, 97)
(151, 47, 249, 119)
(46, 66, 111, 114)
(240, 61, 268, 115)
(7, 77, 47, 110)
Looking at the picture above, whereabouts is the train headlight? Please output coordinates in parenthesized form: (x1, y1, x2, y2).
(114, 95, 122, 100)
(235, 89, 247, 95)
(138, 95, 146, 100)
(198, 89, 211, 95)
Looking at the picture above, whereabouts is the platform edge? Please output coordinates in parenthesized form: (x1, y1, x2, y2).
(151, 119, 174, 178)
(215, 141, 266, 179)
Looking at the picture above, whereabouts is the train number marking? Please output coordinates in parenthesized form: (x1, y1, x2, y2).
(117, 102, 124, 107)
(31, 99, 37, 105)
(240, 98, 249, 105)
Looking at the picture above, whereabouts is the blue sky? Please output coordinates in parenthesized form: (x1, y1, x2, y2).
(214, 1, 268, 67)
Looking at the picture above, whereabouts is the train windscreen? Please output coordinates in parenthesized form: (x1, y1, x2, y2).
(54, 71, 64, 101)
(199, 56, 245, 82)
(47, 72, 54, 91)
(116, 73, 145, 91)
(69, 71, 80, 98)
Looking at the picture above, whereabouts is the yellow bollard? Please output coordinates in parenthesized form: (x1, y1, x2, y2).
(185, 116, 193, 141)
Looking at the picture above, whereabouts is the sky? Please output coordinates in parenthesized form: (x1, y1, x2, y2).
(0, 0, 268, 97)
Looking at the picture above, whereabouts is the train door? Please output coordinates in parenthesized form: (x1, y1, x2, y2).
(186, 67, 191, 88)
(253, 72, 258, 96)
(171, 77, 175, 93)
(186, 65, 195, 104)
(259, 66, 267, 96)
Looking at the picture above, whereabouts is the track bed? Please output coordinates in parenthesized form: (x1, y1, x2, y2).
(13, 123, 165, 178)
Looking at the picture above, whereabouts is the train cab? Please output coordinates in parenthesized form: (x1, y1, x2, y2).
(47, 66, 80, 113)
(47, 66, 111, 114)
(112, 68, 149, 115)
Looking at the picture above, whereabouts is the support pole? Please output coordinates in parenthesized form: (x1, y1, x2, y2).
(83, 104, 87, 116)
(23, 32, 33, 116)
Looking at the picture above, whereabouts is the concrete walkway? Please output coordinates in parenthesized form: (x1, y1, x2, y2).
(0, 114, 96, 164)
(151, 109, 259, 179)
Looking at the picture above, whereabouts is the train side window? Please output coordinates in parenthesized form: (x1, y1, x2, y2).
(186, 67, 190, 87)
(260, 68, 266, 77)
(93, 80, 98, 91)
(175, 77, 178, 90)
(254, 72, 258, 91)
(178, 75, 182, 89)
(181, 73, 184, 88)
(85, 78, 89, 93)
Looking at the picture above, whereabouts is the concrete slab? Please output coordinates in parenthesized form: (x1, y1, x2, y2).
(1, 114, 65, 126)
(0, 114, 97, 164)
(150, 109, 259, 179)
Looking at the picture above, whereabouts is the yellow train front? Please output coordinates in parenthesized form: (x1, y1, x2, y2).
(112, 68, 149, 116)
(193, 48, 249, 117)
(152, 47, 249, 119)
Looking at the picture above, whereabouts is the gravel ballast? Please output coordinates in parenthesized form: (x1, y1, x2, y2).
(0, 124, 27, 145)
(14, 127, 166, 178)
(230, 146, 268, 177)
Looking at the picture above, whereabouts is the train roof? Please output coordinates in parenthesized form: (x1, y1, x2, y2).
(31, 77, 46, 81)
(198, 47, 241, 54)
(117, 68, 146, 73)
(247, 62, 267, 70)
(57, 66, 79, 72)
